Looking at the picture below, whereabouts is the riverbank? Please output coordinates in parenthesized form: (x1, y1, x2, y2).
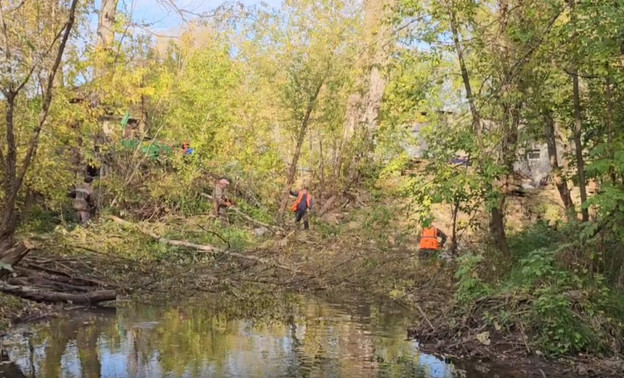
(1, 194, 623, 377)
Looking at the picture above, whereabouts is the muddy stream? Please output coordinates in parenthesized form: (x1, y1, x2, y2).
(1, 295, 549, 377)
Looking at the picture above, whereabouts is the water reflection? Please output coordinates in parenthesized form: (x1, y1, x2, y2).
(2, 296, 459, 377)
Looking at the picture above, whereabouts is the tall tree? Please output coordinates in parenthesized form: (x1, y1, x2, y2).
(277, 66, 328, 218)
(446, 0, 509, 254)
(0, 0, 80, 254)
(340, 0, 396, 183)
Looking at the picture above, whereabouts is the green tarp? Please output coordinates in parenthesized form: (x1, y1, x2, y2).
(120, 139, 173, 160)
(120, 112, 130, 129)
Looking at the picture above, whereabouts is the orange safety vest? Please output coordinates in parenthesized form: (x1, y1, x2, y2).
(291, 191, 312, 212)
(419, 227, 439, 250)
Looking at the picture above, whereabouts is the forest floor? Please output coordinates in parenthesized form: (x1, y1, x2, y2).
(1, 181, 622, 377)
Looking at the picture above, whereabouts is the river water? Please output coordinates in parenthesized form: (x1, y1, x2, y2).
(0, 295, 511, 377)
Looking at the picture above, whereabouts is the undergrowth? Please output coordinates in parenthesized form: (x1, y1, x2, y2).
(455, 221, 624, 356)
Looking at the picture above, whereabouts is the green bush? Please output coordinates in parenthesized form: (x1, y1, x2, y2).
(456, 222, 624, 357)
(455, 253, 492, 304)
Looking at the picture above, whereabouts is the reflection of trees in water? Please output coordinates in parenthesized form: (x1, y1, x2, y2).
(286, 314, 310, 377)
(76, 320, 102, 378)
(42, 318, 78, 377)
(40, 314, 110, 377)
(298, 300, 379, 376)
(5, 297, 449, 377)
(1, 313, 112, 377)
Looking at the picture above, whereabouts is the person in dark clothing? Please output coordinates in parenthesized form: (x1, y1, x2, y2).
(70, 176, 97, 227)
(86, 163, 99, 178)
(290, 188, 313, 230)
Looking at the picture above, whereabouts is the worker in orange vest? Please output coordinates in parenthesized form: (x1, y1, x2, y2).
(290, 187, 313, 230)
(418, 225, 447, 258)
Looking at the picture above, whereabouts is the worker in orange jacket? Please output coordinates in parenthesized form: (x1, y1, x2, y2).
(290, 187, 313, 230)
(418, 225, 447, 258)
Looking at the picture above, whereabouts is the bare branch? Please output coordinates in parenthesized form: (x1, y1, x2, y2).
(155, 0, 221, 22)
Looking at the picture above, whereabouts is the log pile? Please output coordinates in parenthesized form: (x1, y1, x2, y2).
(0, 244, 117, 306)
(0, 212, 305, 306)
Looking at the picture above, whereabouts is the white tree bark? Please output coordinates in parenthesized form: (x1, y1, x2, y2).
(97, 0, 118, 50)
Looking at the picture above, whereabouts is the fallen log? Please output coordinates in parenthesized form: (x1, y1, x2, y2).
(109, 216, 300, 273)
(0, 282, 116, 305)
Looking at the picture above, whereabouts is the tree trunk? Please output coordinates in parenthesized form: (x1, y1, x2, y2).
(568, 0, 589, 222)
(318, 129, 326, 201)
(544, 112, 574, 210)
(362, 0, 394, 138)
(278, 113, 313, 219)
(450, 197, 460, 253)
(278, 80, 325, 219)
(0, 94, 19, 246)
(449, 9, 482, 145)
(97, 0, 118, 51)
(449, 5, 509, 254)
(490, 205, 508, 253)
(0, 242, 32, 278)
